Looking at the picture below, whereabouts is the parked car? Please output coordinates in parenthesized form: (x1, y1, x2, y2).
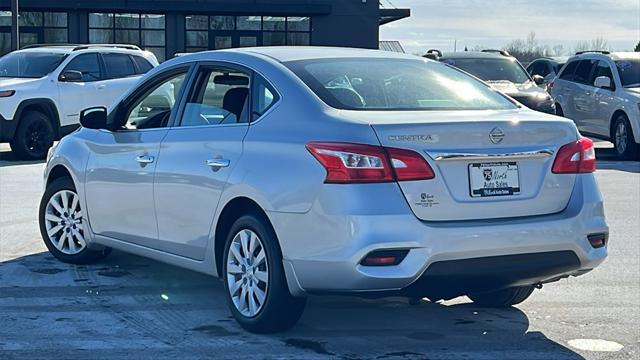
(526, 56, 569, 87)
(437, 50, 556, 114)
(40, 47, 608, 333)
(0, 44, 158, 159)
(549, 51, 640, 159)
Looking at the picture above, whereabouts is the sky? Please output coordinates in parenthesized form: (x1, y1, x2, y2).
(379, 0, 640, 55)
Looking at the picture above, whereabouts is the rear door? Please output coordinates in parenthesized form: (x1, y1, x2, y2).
(587, 60, 617, 137)
(570, 59, 598, 129)
(153, 63, 260, 260)
(360, 111, 578, 221)
(100, 53, 144, 104)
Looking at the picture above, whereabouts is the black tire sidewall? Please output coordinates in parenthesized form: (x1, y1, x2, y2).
(222, 214, 305, 333)
(39, 177, 109, 264)
(11, 111, 55, 160)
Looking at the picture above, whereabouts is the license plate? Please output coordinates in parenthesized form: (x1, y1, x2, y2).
(469, 162, 520, 197)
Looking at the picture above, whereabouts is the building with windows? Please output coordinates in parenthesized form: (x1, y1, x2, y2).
(0, 0, 409, 61)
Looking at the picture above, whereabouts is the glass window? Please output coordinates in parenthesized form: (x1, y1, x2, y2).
(237, 16, 261, 30)
(142, 14, 165, 29)
(132, 56, 153, 74)
(443, 58, 530, 84)
(19, 12, 43, 27)
(89, 13, 113, 28)
(89, 29, 114, 43)
(287, 32, 310, 46)
(615, 59, 640, 87)
(181, 68, 251, 126)
(0, 52, 66, 78)
(285, 58, 518, 111)
(214, 36, 232, 49)
(103, 53, 137, 79)
(116, 30, 140, 45)
(287, 17, 310, 31)
(263, 16, 285, 31)
(0, 33, 10, 56)
(0, 11, 11, 26)
(115, 13, 140, 29)
(252, 76, 278, 120)
(44, 12, 67, 27)
(126, 72, 187, 130)
(44, 29, 68, 43)
(559, 61, 578, 81)
(186, 15, 208, 30)
(210, 16, 235, 30)
(263, 32, 286, 46)
(64, 54, 102, 82)
(187, 31, 208, 47)
(573, 60, 596, 85)
(239, 36, 257, 47)
(142, 30, 165, 47)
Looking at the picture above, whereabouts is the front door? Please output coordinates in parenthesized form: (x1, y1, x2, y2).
(84, 69, 190, 249)
(154, 64, 252, 260)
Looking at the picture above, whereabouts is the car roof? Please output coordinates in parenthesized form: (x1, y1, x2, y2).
(569, 51, 639, 62)
(13, 45, 148, 56)
(14, 46, 75, 55)
(439, 51, 514, 60)
(228, 46, 418, 62)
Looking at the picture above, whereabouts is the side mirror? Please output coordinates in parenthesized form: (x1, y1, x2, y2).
(80, 107, 108, 130)
(59, 70, 83, 82)
(594, 76, 612, 89)
(532, 74, 545, 85)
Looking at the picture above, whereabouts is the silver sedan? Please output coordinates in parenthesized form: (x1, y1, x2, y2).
(40, 47, 608, 333)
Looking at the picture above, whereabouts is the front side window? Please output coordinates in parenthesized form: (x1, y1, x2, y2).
(285, 58, 517, 111)
(102, 53, 137, 79)
(125, 71, 187, 130)
(180, 67, 251, 127)
(64, 54, 101, 82)
(443, 58, 531, 84)
(591, 61, 614, 88)
(615, 59, 640, 88)
(132, 56, 153, 74)
(0, 52, 66, 78)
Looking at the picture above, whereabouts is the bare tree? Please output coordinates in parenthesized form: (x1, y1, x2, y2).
(575, 37, 609, 52)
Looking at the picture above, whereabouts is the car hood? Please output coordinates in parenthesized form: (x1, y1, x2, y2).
(486, 80, 545, 97)
(0, 77, 42, 88)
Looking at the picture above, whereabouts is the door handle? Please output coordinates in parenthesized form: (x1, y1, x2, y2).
(206, 159, 230, 168)
(136, 155, 155, 164)
(96, 84, 106, 90)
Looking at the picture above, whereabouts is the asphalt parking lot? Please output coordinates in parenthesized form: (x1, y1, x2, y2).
(0, 142, 638, 360)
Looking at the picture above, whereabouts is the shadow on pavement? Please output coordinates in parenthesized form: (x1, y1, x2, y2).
(0, 148, 45, 167)
(0, 250, 584, 359)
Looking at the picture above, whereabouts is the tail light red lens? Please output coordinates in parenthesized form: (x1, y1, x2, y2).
(552, 138, 596, 174)
(306, 142, 435, 184)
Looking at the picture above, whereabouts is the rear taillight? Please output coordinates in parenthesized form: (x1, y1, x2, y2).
(552, 138, 596, 174)
(306, 142, 435, 184)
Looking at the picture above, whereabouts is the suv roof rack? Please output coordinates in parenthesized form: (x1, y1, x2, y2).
(21, 44, 81, 49)
(72, 44, 142, 51)
(482, 49, 511, 57)
(575, 50, 610, 55)
(422, 49, 442, 60)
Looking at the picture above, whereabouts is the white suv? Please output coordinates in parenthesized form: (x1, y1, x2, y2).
(0, 44, 158, 159)
(549, 51, 640, 159)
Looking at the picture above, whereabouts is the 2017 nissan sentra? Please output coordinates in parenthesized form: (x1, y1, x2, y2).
(39, 47, 608, 333)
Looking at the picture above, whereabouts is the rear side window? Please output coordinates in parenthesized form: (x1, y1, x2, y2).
(559, 61, 578, 81)
(64, 53, 101, 82)
(573, 60, 596, 85)
(103, 53, 137, 79)
(132, 56, 153, 74)
(252, 75, 278, 121)
(591, 61, 614, 88)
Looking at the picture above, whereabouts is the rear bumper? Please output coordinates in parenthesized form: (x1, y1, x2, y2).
(0, 114, 16, 142)
(271, 173, 608, 297)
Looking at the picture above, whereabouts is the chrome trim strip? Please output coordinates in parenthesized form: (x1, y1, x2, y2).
(428, 149, 555, 161)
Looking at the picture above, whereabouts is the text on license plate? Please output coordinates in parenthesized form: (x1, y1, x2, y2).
(469, 162, 520, 197)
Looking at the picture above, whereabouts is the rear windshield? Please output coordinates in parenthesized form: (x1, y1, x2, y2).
(0, 52, 67, 78)
(443, 58, 531, 84)
(284, 58, 517, 111)
(615, 59, 640, 88)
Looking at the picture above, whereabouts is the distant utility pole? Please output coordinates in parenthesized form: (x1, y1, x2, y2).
(11, 0, 19, 51)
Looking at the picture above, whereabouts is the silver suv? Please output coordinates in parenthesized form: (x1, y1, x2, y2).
(549, 51, 640, 159)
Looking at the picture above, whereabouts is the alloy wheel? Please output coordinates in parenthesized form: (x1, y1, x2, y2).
(25, 121, 49, 155)
(226, 229, 269, 318)
(44, 190, 86, 255)
(615, 121, 628, 155)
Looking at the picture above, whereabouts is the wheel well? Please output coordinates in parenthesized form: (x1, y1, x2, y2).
(16, 100, 61, 139)
(609, 110, 628, 139)
(47, 165, 72, 187)
(214, 197, 273, 276)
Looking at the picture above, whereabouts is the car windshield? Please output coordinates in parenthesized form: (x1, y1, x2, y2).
(443, 58, 531, 84)
(284, 58, 517, 111)
(615, 59, 640, 88)
(0, 52, 67, 78)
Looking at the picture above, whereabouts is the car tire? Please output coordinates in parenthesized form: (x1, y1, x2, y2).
(222, 214, 306, 333)
(39, 177, 111, 264)
(10, 110, 56, 160)
(468, 286, 535, 307)
(611, 114, 639, 160)
(555, 104, 564, 117)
